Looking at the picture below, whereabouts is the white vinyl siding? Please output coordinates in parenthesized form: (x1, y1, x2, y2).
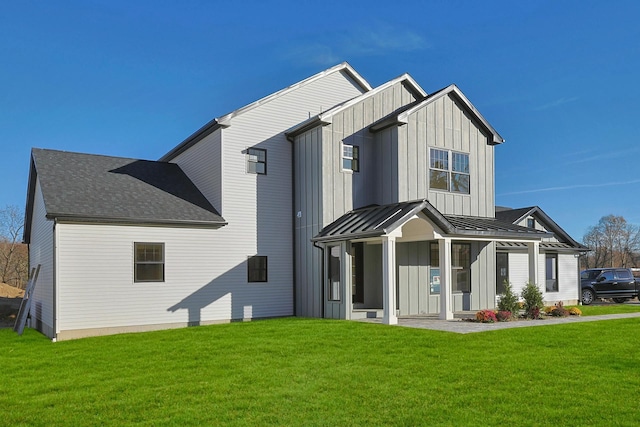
(28, 179, 55, 337)
(55, 223, 292, 334)
(507, 251, 579, 305)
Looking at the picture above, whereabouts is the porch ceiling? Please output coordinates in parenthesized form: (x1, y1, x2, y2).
(312, 199, 551, 243)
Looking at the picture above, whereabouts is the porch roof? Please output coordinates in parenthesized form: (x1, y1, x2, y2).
(497, 241, 588, 252)
(312, 199, 550, 243)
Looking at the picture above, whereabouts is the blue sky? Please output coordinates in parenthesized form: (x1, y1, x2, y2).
(1, 0, 639, 241)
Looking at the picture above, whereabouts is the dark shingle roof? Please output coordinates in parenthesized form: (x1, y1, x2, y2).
(313, 200, 549, 242)
(495, 206, 587, 250)
(494, 206, 535, 224)
(25, 149, 225, 242)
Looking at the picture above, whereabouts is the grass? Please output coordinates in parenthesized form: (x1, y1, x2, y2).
(565, 303, 640, 316)
(2, 316, 640, 426)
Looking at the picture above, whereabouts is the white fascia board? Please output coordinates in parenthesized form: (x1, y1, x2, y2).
(217, 62, 371, 126)
(318, 73, 426, 123)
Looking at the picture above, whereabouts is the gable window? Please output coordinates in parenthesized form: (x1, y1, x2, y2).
(134, 243, 164, 282)
(246, 147, 266, 174)
(527, 217, 535, 229)
(546, 253, 558, 292)
(248, 255, 268, 282)
(342, 144, 359, 172)
(429, 149, 470, 194)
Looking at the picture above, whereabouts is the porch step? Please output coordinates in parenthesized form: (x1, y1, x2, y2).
(351, 309, 383, 320)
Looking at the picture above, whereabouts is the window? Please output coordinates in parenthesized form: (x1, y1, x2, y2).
(248, 256, 268, 282)
(246, 147, 266, 174)
(429, 149, 470, 194)
(134, 243, 164, 282)
(352, 243, 364, 304)
(328, 246, 341, 301)
(545, 253, 558, 292)
(452, 243, 471, 293)
(527, 218, 535, 229)
(342, 144, 359, 172)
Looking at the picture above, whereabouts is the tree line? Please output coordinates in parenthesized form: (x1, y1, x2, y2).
(0, 205, 29, 288)
(581, 214, 640, 269)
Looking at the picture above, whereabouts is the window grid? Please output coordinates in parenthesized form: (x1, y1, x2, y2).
(134, 242, 165, 283)
(429, 148, 470, 194)
(247, 147, 267, 175)
(342, 144, 359, 172)
(248, 255, 268, 282)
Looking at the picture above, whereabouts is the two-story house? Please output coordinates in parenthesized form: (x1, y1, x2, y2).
(23, 63, 585, 340)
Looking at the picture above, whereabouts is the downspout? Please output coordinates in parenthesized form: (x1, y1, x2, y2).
(52, 218, 58, 342)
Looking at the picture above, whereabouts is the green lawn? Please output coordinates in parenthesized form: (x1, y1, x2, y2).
(566, 303, 640, 316)
(2, 316, 640, 426)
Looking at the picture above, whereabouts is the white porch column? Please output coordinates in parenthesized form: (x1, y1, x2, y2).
(439, 237, 453, 320)
(527, 241, 540, 285)
(382, 236, 398, 325)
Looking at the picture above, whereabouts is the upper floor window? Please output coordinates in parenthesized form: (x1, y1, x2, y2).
(527, 217, 535, 229)
(246, 147, 266, 175)
(342, 144, 359, 172)
(429, 149, 470, 194)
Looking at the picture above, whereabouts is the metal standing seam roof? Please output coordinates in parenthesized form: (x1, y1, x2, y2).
(496, 241, 581, 251)
(24, 149, 226, 243)
(313, 200, 550, 243)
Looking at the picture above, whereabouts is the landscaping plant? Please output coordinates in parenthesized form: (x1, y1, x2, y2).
(521, 281, 544, 319)
(497, 280, 519, 318)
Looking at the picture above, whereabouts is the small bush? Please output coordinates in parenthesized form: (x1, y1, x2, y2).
(550, 301, 569, 317)
(497, 281, 520, 317)
(495, 311, 512, 322)
(521, 282, 544, 319)
(569, 307, 582, 316)
(543, 306, 555, 314)
(475, 310, 497, 323)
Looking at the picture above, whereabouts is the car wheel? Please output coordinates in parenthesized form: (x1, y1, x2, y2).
(582, 289, 595, 305)
(613, 297, 628, 303)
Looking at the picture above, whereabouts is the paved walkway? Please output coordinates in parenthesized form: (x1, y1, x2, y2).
(358, 312, 640, 334)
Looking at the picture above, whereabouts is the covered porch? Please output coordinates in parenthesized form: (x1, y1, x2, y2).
(312, 200, 550, 324)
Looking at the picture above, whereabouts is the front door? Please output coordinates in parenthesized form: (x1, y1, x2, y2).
(496, 252, 509, 295)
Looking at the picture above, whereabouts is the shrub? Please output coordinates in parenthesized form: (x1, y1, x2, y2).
(497, 281, 520, 317)
(543, 306, 555, 315)
(569, 307, 582, 316)
(495, 311, 512, 322)
(550, 301, 569, 317)
(475, 310, 497, 323)
(521, 282, 544, 319)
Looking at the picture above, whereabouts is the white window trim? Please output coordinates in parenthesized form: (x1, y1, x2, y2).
(429, 148, 470, 194)
(341, 143, 359, 173)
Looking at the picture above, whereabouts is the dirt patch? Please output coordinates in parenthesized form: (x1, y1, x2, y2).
(0, 284, 23, 328)
(0, 283, 24, 298)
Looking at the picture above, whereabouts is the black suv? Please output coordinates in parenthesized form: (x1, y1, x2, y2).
(580, 268, 638, 305)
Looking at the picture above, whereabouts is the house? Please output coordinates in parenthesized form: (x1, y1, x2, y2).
(23, 63, 586, 340)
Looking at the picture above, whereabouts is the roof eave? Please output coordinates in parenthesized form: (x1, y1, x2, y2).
(48, 213, 228, 229)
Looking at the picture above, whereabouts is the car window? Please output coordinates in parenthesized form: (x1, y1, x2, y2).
(600, 271, 615, 281)
(581, 270, 601, 280)
(616, 270, 632, 280)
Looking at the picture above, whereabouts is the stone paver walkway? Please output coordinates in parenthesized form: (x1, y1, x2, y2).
(358, 312, 640, 334)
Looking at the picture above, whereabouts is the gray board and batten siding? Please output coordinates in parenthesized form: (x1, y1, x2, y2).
(292, 80, 422, 318)
(293, 82, 502, 318)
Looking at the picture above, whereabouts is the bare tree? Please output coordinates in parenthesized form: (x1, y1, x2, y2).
(581, 215, 640, 268)
(0, 205, 29, 288)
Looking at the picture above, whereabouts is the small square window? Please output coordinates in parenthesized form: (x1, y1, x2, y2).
(248, 255, 268, 282)
(135, 243, 164, 282)
(342, 144, 359, 172)
(247, 148, 266, 175)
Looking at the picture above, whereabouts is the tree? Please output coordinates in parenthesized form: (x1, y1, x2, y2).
(581, 215, 640, 268)
(0, 205, 29, 288)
